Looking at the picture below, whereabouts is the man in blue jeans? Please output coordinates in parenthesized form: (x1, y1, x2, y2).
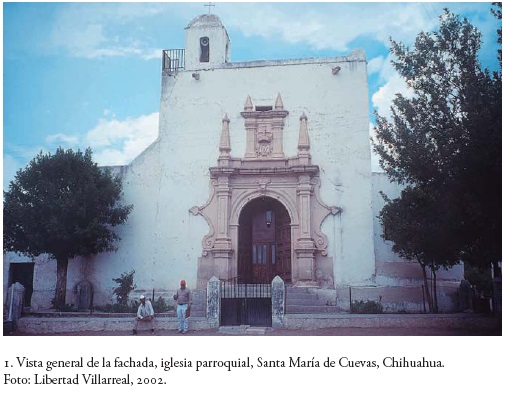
(173, 279, 191, 334)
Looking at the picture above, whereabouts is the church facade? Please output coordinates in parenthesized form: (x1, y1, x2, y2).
(3, 14, 463, 315)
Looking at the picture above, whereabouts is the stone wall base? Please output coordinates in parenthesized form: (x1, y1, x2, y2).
(14, 313, 499, 334)
(283, 313, 499, 331)
(16, 316, 211, 335)
(334, 283, 459, 313)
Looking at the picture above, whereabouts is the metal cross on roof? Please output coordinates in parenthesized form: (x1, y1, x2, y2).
(204, 2, 215, 14)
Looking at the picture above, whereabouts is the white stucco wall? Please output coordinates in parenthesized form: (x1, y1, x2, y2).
(86, 49, 374, 296)
(372, 172, 405, 265)
(3, 252, 86, 310)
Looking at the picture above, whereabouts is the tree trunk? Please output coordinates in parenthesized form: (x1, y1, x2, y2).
(54, 256, 69, 308)
(431, 266, 438, 313)
(420, 263, 434, 313)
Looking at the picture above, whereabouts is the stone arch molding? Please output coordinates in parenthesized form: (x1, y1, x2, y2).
(189, 94, 342, 288)
(229, 188, 298, 227)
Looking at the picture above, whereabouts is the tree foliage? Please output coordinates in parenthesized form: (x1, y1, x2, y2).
(379, 187, 461, 312)
(373, 9, 501, 311)
(380, 187, 461, 266)
(3, 147, 133, 306)
(112, 270, 136, 306)
(375, 10, 499, 187)
(491, 2, 502, 66)
(374, 9, 501, 271)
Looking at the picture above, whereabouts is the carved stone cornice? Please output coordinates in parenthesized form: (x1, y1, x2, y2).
(240, 110, 289, 119)
(209, 165, 320, 178)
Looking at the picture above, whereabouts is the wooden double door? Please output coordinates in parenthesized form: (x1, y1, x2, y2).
(238, 197, 291, 284)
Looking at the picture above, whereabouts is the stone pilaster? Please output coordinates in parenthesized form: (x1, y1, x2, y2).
(213, 175, 233, 278)
(271, 118, 285, 159)
(295, 174, 316, 283)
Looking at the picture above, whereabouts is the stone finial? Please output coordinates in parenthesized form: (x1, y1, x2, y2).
(244, 95, 253, 111)
(298, 112, 310, 150)
(297, 113, 311, 165)
(219, 114, 231, 157)
(274, 93, 284, 110)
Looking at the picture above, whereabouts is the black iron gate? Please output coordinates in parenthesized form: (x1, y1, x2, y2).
(220, 279, 272, 327)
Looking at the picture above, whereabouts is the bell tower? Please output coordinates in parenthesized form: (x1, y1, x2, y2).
(185, 14, 230, 70)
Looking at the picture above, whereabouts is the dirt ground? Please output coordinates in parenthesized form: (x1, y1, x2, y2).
(7, 325, 501, 336)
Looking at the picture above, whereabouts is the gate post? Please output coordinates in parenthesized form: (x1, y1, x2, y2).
(271, 276, 285, 328)
(206, 276, 221, 328)
(7, 282, 26, 330)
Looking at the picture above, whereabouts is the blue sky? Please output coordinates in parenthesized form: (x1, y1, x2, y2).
(2, 2, 501, 190)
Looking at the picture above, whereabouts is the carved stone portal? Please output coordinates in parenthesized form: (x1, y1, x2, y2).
(190, 94, 342, 289)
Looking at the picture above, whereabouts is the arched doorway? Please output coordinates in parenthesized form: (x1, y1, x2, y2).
(238, 197, 291, 284)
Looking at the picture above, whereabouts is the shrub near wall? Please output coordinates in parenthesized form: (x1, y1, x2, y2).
(351, 300, 383, 314)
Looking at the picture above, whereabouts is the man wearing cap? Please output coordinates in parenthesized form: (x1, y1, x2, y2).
(173, 280, 191, 334)
(133, 295, 155, 335)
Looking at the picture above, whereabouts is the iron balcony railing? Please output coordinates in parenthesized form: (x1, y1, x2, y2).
(162, 49, 185, 73)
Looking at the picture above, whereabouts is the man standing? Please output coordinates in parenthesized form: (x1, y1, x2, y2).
(133, 295, 155, 335)
(173, 279, 191, 334)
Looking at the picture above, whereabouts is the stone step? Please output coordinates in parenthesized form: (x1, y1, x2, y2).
(286, 296, 319, 304)
(285, 305, 340, 314)
(285, 297, 321, 306)
(286, 286, 309, 293)
(286, 290, 315, 296)
(285, 286, 329, 312)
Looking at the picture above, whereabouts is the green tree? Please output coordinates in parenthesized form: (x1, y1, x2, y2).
(112, 270, 136, 307)
(373, 9, 501, 278)
(3, 147, 133, 307)
(379, 187, 461, 312)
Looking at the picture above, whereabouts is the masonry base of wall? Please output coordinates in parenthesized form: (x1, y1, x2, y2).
(283, 313, 499, 331)
(13, 313, 499, 334)
(16, 316, 211, 335)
